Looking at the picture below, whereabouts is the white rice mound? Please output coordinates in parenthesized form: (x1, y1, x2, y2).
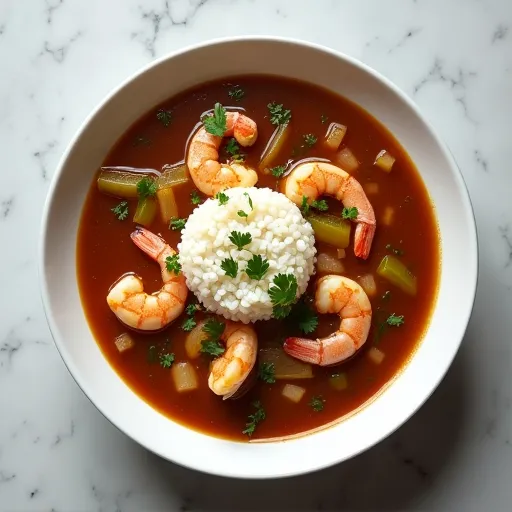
(178, 187, 316, 323)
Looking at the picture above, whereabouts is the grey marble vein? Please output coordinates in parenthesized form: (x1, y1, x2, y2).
(45, 0, 64, 24)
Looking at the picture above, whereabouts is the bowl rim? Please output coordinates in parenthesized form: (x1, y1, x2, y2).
(39, 35, 478, 479)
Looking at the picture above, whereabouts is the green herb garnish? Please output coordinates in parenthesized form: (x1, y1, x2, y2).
(159, 353, 175, 368)
(245, 254, 269, 280)
(137, 177, 157, 198)
(221, 257, 238, 278)
(156, 109, 172, 127)
(386, 313, 405, 327)
(341, 206, 358, 220)
(169, 217, 186, 231)
(243, 192, 254, 210)
(301, 196, 329, 216)
(190, 190, 202, 205)
(267, 102, 292, 125)
(269, 273, 298, 319)
(242, 401, 266, 437)
(185, 303, 202, 316)
(181, 317, 197, 332)
(228, 85, 245, 101)
(237, 210, 248, 219)
(258, 362, 276, 384)
(229, 231, 252, 250)
(291, 301, 318, 334)
(270, 165, 286, 178)
(303, 134, 317, 147)
(165, 254, 181, 274)
(309, 395, 325, 412)
(216, 191, 229, 205)
(203, 103, 227, 137)
(111, 201, 129, 220)
(200, 318, 226, 356)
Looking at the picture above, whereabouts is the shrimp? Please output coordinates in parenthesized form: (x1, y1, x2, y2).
(283, 275, 371, 366)
(208, 321, 258, 400)
(284, 161, 376, 259)
(106, 227, 187, 331)
(186, 111, 259, 196)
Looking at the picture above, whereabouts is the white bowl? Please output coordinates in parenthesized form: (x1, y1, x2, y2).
(39, 37, 478, 479)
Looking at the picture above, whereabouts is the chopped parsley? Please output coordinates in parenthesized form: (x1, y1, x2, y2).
(224, 138, 245, 162)
(243, 192, 254, 210)
(159, 353, 175, 368)
(242, 401, 266, 437)
(190, 190, 202, 205)
(181, 317, 197, 332)
(221, 257, 238, 278)
(229, 231, 252, 250)
(258, 362, 276, 384)
(269, 273, 298, 319)
(386, 244, 404, 256)
(267, 102, 292, 125)
(270, 165, 286, 178)
(245, 254, 269, 280)
(303, 134, 317, 147)
(237, 210, 249, 219)
(321, 114, 329, 124)
(185, 303, 202, 316)
(216, 191, 229, 205)
(301, 196, 329, 216)
(111, 201, 129, 220)
(228, 85, 245, 101)
(156, 109, 172, 127)
(200, 318, 226, 357)
(386, 313, 405, 327)
(203, 103, 227, 137)
(169, 217, 186, 231)
(136, 177, 157, 198)
(341, 206, 358, 220)
(165, 254, 181, 274)
(291, 300, 318, 334)
(309, 395, 325, 412)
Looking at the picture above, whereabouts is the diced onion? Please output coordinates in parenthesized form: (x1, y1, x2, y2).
(323, 122, 347, 151)
(335, 147, 359, 173)
(259, 347, 313, 379)
(368, 347, 385, 365)
(374, 150, 395, 172)
(171, 362, 198, 392)
(317, 252, 345, 274)
(337, 248, 346, 259)
(185, 320, 208, 359)
(114, 333, 134, 353)
(382, 206, 394, 226)
(282, 384, 306, 403)
(364, 182, 379, 194)
(358, 274, 377, 297)
(329, 373, 348, 391)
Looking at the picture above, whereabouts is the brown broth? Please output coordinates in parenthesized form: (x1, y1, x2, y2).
(77, 75, 440, 441)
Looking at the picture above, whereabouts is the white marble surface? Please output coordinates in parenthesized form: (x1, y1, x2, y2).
(1, 0, 511, 510)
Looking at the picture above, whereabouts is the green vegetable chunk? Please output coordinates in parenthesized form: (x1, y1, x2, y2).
(133, 197, 157, 226)
(377, 255, 417, 295)
(308, 213, 351, 249)
(97, 169, 149, 199)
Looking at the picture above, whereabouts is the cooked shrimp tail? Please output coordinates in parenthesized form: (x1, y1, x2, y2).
(284, 275, 371, 366)
(106, 227, 187, 331)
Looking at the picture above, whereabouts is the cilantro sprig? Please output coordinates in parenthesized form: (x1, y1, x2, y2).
(216, 191, 229, 205)
(386, 313, 405, 327)
(341, 207, 358, 220)
(137, 177, 157, 199)
(200, 318, 226, 357)
(258, 362, 276, 384)
(269, 273, 298, 319)
(268, 102, 292, 125)
(242, 401, 266, 437)
(228, 85, 245, 101)
(203, 103, 227, 137)
(221, 257, 238, 278)
(159, 353, 175, 368)
(270, 165, 286, 178)
(111, 201, 129, 220)
(156, 109, 172, 127)
(229, 231, 252, 250)
(245, 255, 269, 280)
(169, 217, 186, 231)
(165, 255, 181, 274)
(300, 196, 329, 216)
(190, 190, 202, 205)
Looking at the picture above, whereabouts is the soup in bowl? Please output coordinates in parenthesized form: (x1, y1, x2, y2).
(40, 37, 477, 478)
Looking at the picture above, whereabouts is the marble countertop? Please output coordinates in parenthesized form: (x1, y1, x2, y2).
(1, 0, 511, 510)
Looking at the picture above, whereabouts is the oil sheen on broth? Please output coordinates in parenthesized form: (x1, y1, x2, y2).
(77, 75, 440, 441)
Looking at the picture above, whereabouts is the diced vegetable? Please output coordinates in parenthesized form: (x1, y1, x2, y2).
(317, 252, 345, 274)
(97, 169, 150, 199)
(323, 122, 347, 151)
(133, 197, 158, 226)
(337, 248, 346, 259)
(171, 362, 198, 392)
(114, 333, 134, 353)
(158, 163, 189, 188)
(368, 347, 385, 365)
(359, 274, 377, 297)
(308, 213, 351, 249)
(382, 206, 394, 226)
(364, 182, 379, 194)
(374, 150, 395, 172)
(259, 347, 313, 379)
(377, 255, 417, 295)
(282, 384, 306, 403)
(185, 320, 208, 359)
(259, 123, 291, 171)
(335, 147, 359, 173)
(329, 373, 348, 391)
(156, 187, 178, 223)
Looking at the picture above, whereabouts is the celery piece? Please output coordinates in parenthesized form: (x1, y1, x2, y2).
(376, 255, 417, 295)
(133, 197, 158, 226)
(158, 164, 189, 188)
(259, 347, 313, 379)
(308, 213, 351, 249)
(97, 169, 149, 199)
(259, 123, 291, 171)
(157, 187, 178, 223)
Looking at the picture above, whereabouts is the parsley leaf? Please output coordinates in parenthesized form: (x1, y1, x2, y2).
(267, 102, 292, 125)
(203, 103, 227, 137)
(270, 165, 286, 178)
(269, 273, 298, 318)
(303, 134, 317, 147)
(258, 362, 276, 384)
(309, 395, 325, 412)
(200, 340, 225, 357)
(229, 231, 252, 250)
(216, 191, 229, 205)
(221, 257, 238, 278)
(237, 210, 248, 219)
(200, 318, 226, 357)
(159, 353, 175, 368)
(321, 114, 329, 124)
(245, 254, 269, 280)
(156, 109, 172, 127)
(301, 195, 311, 216)
(137, 177, 157, 199)
(181, 317, 197, 331)
(243, 192, 254, 210)
(291, 300, 318, 334)
(311, 199, 328, 211)
(225, 138, 240, 155)
(190, 190, 202, 205)
(228, 85, 245, 101)
(242, 401, 266, 437)
(111, 201, 129, 220)
(386, 313, 405, 327)
(341, 206, 358, 220)
(165, 255, 181, 274)
(186, 303, 202, 316)
(386, 244, 404, 256)
(169, 217, 186, 231)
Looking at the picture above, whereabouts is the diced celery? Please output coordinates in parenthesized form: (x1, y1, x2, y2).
(259, 347, 313, 380)
(376, 255, 417, 295)
(97, 169, 148, 199)
(133, 197, 158, 226)
(329, 373, 348, 391)
(323, 122, 347, 151)
(158, 163, 189, 188)
(308, 212, 351, 249)
(259, 123, 291, 171)
(157, 187, 178, 223)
